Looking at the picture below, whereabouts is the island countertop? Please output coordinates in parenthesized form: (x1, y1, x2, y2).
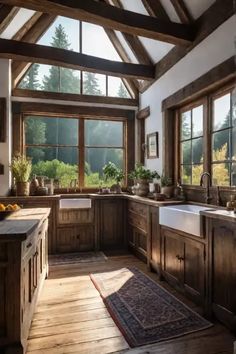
(0, 208, 51, 241)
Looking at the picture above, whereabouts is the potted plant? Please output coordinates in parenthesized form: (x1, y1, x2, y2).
(161, 175, 174, 198)
(129, 163, 160, 196)
(10, 154, 32, 196)
(103, 162, 124, 193)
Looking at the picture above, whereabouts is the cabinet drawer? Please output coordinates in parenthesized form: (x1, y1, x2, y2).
(22, 218, 48, 258)
(128, 201, 148, 217)
(58, 209, 93, 224)
(128, 211, 147, 232)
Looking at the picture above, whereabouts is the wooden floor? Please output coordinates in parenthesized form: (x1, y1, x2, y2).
(27, 253, 235, 354)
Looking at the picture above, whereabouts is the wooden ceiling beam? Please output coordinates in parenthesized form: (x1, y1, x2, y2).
(0, 0, 194, 45)
(0, 5, 19, 35)
(170, 0, 193, 24)
(12, 11, 43, 41)
(141, 0, 170, 21)
(0, 38, 155, 80)
(141, 0, 234, 93)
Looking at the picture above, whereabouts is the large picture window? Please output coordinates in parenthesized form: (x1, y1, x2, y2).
(178, 84, 235, 187)
(24, 115, 126, 189)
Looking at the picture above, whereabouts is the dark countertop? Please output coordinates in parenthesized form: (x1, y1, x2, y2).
(0, 208, 51, 241)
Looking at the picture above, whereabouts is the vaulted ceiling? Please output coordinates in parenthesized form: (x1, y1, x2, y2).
(0, 0, 233, 97)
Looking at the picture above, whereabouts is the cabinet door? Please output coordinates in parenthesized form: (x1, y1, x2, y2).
(161, 228, 183, 288)
(77, 226, 94, 251)
(182, 239, 205, 305)
(210, 221, 236, 329)
(100, 200, 124, 249)
(57, 227, 78, 253)
(148, 206, 161, 273)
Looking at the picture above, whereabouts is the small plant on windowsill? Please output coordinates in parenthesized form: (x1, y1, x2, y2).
(10, 153, 32, 196)
(160, 174, 174, 198)
(103, 162, 124, 194)
(128, 163, 160, 197)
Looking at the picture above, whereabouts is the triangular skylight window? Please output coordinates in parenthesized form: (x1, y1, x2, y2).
(18, 16, 131, 98)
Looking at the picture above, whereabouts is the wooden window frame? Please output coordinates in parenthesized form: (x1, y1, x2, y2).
(176, 82, 235, 188)
(22, 114, 127, 191)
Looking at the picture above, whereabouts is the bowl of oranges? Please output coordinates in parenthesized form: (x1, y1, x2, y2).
(0, 203, 21, 220)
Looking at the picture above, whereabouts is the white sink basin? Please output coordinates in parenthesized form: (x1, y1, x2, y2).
(59, 198, 91, 209)
(159, 204, 215, 237)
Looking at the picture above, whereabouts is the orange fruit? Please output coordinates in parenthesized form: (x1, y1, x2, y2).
(0, 203, 5, 211)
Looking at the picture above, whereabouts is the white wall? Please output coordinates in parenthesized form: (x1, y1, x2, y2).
(140, 16, 236, 174)
(0, 59, 11, 195)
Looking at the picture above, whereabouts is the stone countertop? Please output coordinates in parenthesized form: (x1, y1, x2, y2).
(0, 208, 51, 241)
(201, 209, 236, 223)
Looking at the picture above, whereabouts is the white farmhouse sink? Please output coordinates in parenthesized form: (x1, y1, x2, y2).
(159, 204, 215, 237)
(59, 198, 91, 209)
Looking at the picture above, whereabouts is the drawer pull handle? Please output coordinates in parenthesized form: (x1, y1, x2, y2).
(26, 242, 32, 248)
(38, 231, 42, 235)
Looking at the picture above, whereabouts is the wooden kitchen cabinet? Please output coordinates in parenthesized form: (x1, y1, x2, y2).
(99, 199, 125, 249)
(161, 227, 206, 305)
(57, 225, 94, 253)
(207, 219, 236, 331)
(0, 208, 49, 354)
(148, 206, 161, 274)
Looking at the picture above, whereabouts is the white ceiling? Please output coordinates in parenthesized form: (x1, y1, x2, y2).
(0, 8, 36, 39)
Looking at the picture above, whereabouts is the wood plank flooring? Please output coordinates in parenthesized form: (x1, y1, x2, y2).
(27, 254, 235, 354)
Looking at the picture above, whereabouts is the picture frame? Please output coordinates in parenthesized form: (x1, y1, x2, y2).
(147, 132, 159, 159)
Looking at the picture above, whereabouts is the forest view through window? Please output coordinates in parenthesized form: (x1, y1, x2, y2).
(18, 17, 131, 98)
(24, 116, 125, 188)
(179, 85, 235, 187)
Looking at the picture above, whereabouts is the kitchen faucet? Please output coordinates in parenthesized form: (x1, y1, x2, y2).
(200, 172, 212, 204)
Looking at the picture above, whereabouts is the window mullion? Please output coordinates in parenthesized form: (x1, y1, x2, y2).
(203, 97, 210, 174)
(79, 118, 85, 188)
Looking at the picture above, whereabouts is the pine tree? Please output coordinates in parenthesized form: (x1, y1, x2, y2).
(19, 64, 40, 90)
(83, 72, 102, 95)
(42, 24, 80, 93)
(117, 82, 129, 98)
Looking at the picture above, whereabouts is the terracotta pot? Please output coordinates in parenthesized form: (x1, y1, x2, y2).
(135, 179, 150, 197)
(161, 186, 174, 199)
(16, 182, 30, 196)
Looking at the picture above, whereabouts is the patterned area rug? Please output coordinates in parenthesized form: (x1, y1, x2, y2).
(90, 267, 212, 347)
(49, 251, 107, 265)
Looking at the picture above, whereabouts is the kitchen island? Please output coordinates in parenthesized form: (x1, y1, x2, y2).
(0, 208, 50, 354)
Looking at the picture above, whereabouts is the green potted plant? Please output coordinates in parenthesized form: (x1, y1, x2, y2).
(129, 163, 160, 196)
(10, 154, 32, 196)
(103, 162, 124, 193)
(161, 174, 174, 198)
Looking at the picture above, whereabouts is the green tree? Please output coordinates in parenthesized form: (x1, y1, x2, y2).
(19, 64, 40, 90)
(83, 72, 102, 95)
(117, 82, 128, 98)
(42, 24, 80, 93)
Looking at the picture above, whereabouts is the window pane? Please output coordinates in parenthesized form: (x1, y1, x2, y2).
(233, 126, 236, 161)
(85, 148, 123, 187)
(213, 93, 231, 131)
(231, 163, 236, 186)
(181, 141, 191, 164)
(82, 72, 106, 96)
(26, 147, 78, 188)
(181, 165, 191, 184)
(85, 120, 123, 147)
(192, 164, 203, 185)
(212, 163, 230, 186)
(108, 77, 130, 98)
(181, 111, 191, 140)
(25, 117, 78, 146)
(38, 17, 80, 52)
(192, 105, 203, 137)
(192, 137, 203, 164)
(212, 130, 230, 161)
(82, 22, 121, 61)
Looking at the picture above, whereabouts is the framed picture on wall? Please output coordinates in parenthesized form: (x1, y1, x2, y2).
(147, 132, 159, 159)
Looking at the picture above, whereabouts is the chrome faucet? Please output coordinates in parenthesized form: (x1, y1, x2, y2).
(200, 172, 212, 204)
